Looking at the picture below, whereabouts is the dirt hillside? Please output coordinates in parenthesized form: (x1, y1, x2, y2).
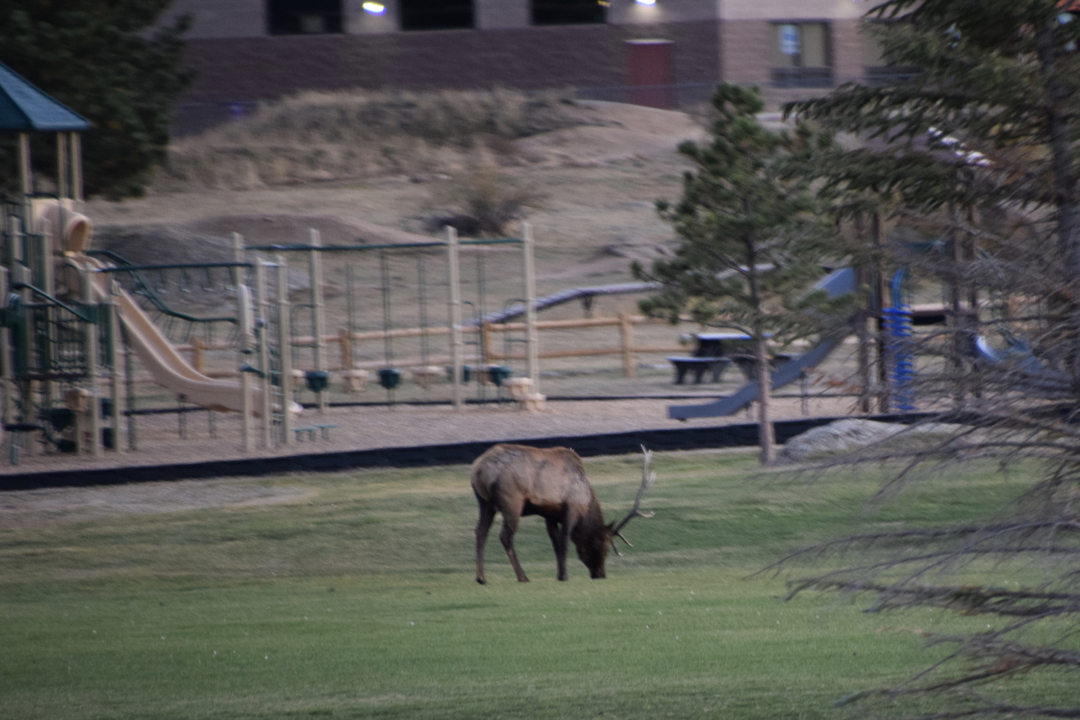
(86, 101, 707, 288)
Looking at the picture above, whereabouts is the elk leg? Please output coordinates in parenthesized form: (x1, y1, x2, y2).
(475, 494, 496, 585)
(545, 516, 570, 581)
(499, 512, 530, 583)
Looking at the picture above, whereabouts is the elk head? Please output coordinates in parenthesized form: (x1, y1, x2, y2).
(602, 445, 657, 567)
(572, 446, 659, 579)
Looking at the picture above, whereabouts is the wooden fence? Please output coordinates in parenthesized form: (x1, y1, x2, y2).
(180, 314, 684, 379)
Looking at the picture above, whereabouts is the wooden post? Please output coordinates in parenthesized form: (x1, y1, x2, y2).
(447, 226, 464, 410)
(481, 322, 494, 369)
(619, 312, 635, 378)
(13, 217, 31, 445)
(234, 232, 251, 452)
(56, 133, 69, 201)
(339, 328, 353, 370)
(18, 133, 30, 195)
(37, 215, 58, 412)
(192, 337, 205, 374)
(123, 327, 137, 452)
(277, 255, 294, 444)
(0, 267, 11, 426)
(6, 213, 21, 279)
(309, 228, 327, 414)
(71, 133, 83, 203)
(81, 264, 101, 457)
(522, 222, 540, 393)
(255, 259, 272, 448)
(107, 283, 124, 453)
(11, 217, 32, 458)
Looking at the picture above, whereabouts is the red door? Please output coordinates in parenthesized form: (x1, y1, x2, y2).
(626, 39, 674, 109)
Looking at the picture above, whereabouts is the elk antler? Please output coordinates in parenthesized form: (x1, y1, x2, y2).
(609, 445, 656, 556)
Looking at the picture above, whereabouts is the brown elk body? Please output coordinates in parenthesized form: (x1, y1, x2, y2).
(471, 443, 655, 583)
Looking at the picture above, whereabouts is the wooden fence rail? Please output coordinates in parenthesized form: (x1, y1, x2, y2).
(179, 314, 686, 379)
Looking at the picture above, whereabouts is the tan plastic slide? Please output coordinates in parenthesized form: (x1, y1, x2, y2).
(83, 257, 284, 416)
(32, 199, 291, 417)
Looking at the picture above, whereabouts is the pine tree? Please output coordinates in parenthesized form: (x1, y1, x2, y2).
(636, 84, 836, 466)
(775, 2, 1080, 718)
(0, 1, 191, 198)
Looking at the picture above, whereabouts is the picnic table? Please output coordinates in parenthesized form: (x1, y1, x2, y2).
(666, 332, 750, 385)
(667, 332, 791, 385)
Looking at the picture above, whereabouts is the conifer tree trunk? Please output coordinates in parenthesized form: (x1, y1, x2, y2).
(948, 203, 966, 406)
(755, 334, 775, 465)
(854, 214, 873, 414)
(1036, 20, 1080, 388)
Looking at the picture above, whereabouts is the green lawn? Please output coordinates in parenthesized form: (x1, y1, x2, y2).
(0, 450, 1041, 719)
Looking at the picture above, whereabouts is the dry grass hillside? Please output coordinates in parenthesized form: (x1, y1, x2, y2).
(89, 89, 710, 294)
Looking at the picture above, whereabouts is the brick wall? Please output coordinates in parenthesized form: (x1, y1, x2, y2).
(162, 0, 264, 39)
(180, 20, 722, 103)
(719, 19, 771, 86)
(831, 18, 867, 84)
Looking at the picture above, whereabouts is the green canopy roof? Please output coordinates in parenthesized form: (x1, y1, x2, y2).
(0, 62, 90, 132)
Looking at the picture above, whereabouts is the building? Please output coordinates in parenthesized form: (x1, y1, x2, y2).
(167, 0, 886, 131)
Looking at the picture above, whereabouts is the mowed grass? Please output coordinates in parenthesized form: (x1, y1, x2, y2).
(0, 450, 1048, 719)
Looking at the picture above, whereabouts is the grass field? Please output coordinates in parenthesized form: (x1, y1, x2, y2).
(0, 450, 1046, 719)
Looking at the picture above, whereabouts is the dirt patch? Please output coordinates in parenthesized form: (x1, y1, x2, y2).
(513, 103, 705, 167)
(181, 214, 437, 248)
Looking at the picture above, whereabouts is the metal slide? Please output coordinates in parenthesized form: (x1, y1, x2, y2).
(972, 335, 1071, 396)
(668, 267, 857, 420)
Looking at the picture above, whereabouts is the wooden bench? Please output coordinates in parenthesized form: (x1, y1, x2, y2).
(293, 423, 338, 442)
(666, 356, 731, 385)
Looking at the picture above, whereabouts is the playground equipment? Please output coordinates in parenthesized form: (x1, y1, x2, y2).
(882, 268, 916, 412)
(668, 267, 858, 420)
(666, 252, 1079, 422)
(0, 189, 548, 463)
(246, 224, 543, 411)
(0, 197, 304, 458)
(0, 64, 99, 459)
(79, 255, 272, 415)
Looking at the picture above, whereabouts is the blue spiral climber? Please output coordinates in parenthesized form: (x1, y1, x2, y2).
(883, 268, 916, 412)
(882, 306, 915, 412)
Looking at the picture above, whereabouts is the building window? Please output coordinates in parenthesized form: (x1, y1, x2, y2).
(533, 0, 606, 26)
(267, 0, 343, 35)
(862, 25, 921, 85)
(770, 22, 832, 88)
(400, 0, 474, 31)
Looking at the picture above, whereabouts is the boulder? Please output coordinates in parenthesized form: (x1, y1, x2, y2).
(777, 419, 963, 465)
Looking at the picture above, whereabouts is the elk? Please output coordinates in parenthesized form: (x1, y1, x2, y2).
(471, 443, 657, 583)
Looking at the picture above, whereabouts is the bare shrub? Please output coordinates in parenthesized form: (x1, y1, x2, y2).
(158, 88, 580, 192)
(428, 156, 546, 237)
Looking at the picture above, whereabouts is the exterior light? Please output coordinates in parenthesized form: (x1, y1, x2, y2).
(362, 2, 386, 13)
(635, 0, 656, 5)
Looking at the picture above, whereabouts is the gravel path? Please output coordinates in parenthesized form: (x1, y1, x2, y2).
(0, 394, 856, 478)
